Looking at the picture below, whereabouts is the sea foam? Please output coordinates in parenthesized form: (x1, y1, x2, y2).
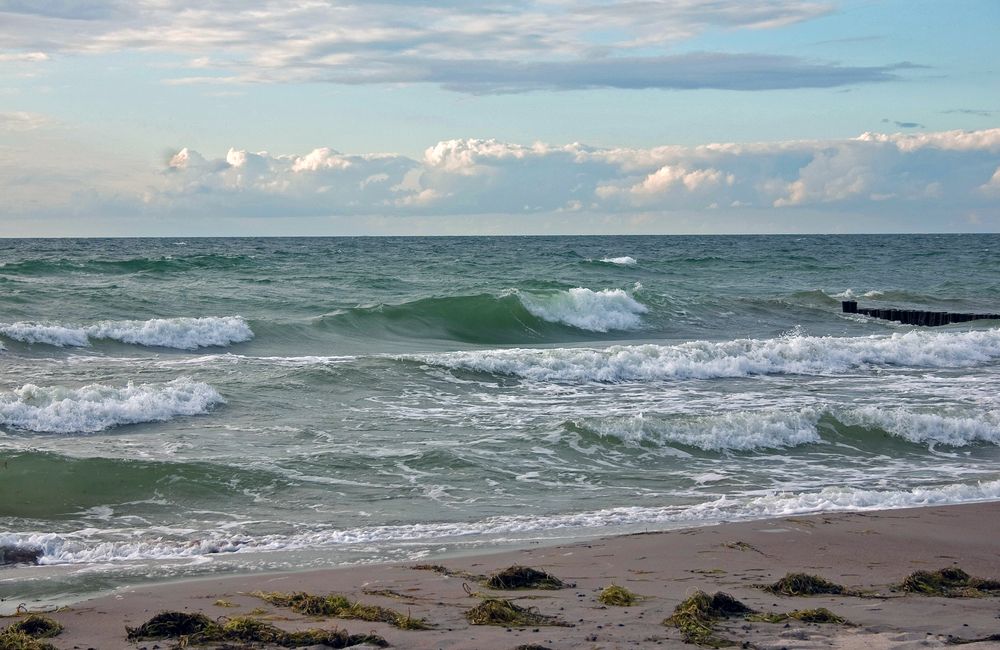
(0, 316, 253, 349)
(0, 378, 224, 433)
(8, 478, 1000, 564)
(517, 287, 648, 332)
(413, 328, 1000, 382)
(599, 256, 638, 266)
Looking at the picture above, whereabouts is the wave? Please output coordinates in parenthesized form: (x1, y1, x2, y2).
(517, 286, 647, 332)
(0, 254, 254, 275)
(0, 378, 224, 433)
(570, 406, 1000, 452)
(597, 256, 638, 266)
(320, 287, 648, 342)
(0, 316, 253, 349)
(8, 478, 999, 564)
(409, 328, 1000, 382)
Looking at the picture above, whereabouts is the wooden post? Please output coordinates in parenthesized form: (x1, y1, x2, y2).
(842, 300, 858, 314)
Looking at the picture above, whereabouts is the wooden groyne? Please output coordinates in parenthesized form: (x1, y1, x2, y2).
(842, 301, 1000, 326)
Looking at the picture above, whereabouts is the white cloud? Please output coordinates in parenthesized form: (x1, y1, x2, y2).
(0, 111, 51, 131)
(136, 128, 1000, 220)
(0, 51, 48, 62)
(0, 1, 911, 93)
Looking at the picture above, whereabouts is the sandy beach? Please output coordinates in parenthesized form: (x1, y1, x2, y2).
(5, 501, 999, 649)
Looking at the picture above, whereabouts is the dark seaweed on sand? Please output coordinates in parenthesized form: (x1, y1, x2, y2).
(484, 565, 573, 590)
(253, 590, 430, 629)
(663, 591, 753, 647)
(465, 599, 572, 627)
(898, 567, 1000, 597)
(0, 614, 64, 650)
(758, 573, 850, 596)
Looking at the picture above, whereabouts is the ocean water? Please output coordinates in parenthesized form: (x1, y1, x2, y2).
(2, 234, 1000, 608)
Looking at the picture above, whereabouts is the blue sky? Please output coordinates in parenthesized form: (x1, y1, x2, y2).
(0, 0, 998, 235)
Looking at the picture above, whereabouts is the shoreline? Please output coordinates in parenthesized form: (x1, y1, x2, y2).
(9, 501, 1000, 649)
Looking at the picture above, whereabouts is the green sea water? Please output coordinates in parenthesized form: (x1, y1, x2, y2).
(2, 234, 1000, 609)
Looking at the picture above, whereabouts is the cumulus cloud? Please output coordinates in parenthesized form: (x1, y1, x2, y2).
(0, 111, 51, 131)
(142, 128, 1000, 219)
(0, 0, 914, 93)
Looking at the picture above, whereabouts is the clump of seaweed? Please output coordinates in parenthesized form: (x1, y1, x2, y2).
(253, 590, 431, 630)
(484, 565, 572, 590)
(126, 612, 216, 640)
(0, 630, 57, 650)
(898, 567, 1000, 597)
(465, 599, 571, 627)
(663, 591, 753, 647)
(3, 616, 62, 640)
(758, 573, 848, 597)
(598, 584, 640, 607)
(747, 608, 850, 625)
(125, 611, 388, 648)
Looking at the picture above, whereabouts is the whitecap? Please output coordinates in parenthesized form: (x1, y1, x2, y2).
(517, 287, 648, 332)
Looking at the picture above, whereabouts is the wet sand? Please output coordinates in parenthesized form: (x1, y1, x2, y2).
(12, 501, 1000, 649)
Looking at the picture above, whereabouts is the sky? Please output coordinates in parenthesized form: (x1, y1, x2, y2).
(0, 0, 998, 236)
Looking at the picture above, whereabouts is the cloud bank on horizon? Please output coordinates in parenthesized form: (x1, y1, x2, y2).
(0, 0, 998, 234)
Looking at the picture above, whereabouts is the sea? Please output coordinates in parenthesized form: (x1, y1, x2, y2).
(2, 234, 1000, 610)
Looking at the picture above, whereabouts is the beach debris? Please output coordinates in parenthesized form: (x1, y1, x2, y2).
(0, 546, 43, 567)
(484, 565, 573, 590)
(897, 567, 1000, 597)
(465, 598, 572, 627)
(946, 633, 1000, 645)
(747, 608, 851, 625)
(213, 598, 238, 607)
(411, 564, 486, 581)
(722, 541, 765, 556)
(253, 590, 431, 629)
(598, 584, 641, 606)
(0, 614, 64, 650)
(513, 645, 553, 650)
(663, 591, 753, 647)
(758, 573, 849, 596)
(125, 611, 388, 648)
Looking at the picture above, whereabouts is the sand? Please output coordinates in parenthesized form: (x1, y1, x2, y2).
(7, 502, 1000, 649)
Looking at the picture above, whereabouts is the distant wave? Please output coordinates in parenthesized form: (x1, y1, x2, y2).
(409, 328, 1000, 382)
(0, 378, 224, 433)
(0, 316, 253, 349)
(0, 254, 254, 275)
(6, 478, 999, 564)
(597, 256, 638, 266)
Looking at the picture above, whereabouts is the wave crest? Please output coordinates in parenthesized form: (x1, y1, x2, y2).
(517, 287, 647, 332)
(0, 378, 224, 433)
(412, 328, 1000, 382)
(0, 316, 253, 349)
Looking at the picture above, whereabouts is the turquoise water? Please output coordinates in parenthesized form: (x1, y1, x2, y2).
(2, 234, 1000, 608)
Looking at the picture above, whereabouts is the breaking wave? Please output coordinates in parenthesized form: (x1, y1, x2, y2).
(517, 286, 647, 332)
(412, 328, 1000, 382)
(0, 316, 254, 349)
(0, 378, 224, 433)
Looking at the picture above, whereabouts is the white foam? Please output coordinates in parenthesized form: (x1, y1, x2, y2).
(584, 409, 823, 451)
(0, 316, 253, 349)
(8, 479, 1000, 564)
(839, 406, 1000, 447)
(87, 316, 254, 349)
(0, 378, 224, 433)
(413, 328, 1000, 382)
(0, 323, 90, 347)
(599, 256, 637, 266)
(518, 287, 648, 332)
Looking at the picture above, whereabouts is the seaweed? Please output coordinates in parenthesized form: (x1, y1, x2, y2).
(253, 590, 431, 629)
(513, 645, 553, 650)
(465, 599, 572, 627)
(663, 591, 753, 647)
(747, 608, 850, 625)
(898, 567, 1000, 597)
(598, 584, 640, 607)
(3, 616, 62, 639)
(946, 633, 1000, 645)
(124, 611, 388, 648)
(484, 566, 572, 590)
(0, 630, 57, 650)
(758, 573, 848, 597)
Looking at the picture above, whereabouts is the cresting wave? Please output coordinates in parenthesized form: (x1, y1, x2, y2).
(0, 378, 224, 433)
(517, 286, 647, 332)
(598, 256, 637, 266)
(0, 316, 253, 349)
(411, 328, 1000, 382)
(7, 479, 1000, 565)
(571, 406, 1000, 451)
